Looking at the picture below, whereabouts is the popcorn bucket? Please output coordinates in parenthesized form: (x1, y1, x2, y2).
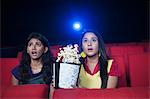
(53, 62, 80, 88)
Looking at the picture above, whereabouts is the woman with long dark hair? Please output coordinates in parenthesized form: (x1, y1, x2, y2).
(12, 32, 53, 85)
(79, 30, 120, 88)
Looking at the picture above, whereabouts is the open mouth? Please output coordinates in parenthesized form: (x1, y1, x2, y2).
(31, 51, 37, 55)
(88, 48, 93, 51)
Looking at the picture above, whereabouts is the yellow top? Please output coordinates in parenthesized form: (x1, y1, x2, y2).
(79, 60, 113, 88)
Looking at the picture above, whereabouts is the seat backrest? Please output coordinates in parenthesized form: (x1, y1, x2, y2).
(49, 45, 61, 59)
(17, 52, 22, 61)
(128, 53, 149, 87)
(0, 58, 19, 87)
(111, 56, 127, 87)
(110, 45, 144, 56)
(109, 45, 145, 86)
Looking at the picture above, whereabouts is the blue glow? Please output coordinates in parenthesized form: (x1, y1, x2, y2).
(73, 22, 82, 31)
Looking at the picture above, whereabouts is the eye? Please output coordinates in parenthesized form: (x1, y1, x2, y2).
(28, 42, 32, 47)
(36, 42, 42, 47)
(82, 39, 88, 43)
(92, 38, 97, 42)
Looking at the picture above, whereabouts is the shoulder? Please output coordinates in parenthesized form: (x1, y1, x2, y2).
(11, 64, 23, 80)
(107, 59, 120, 77)
(12, 65, 21, 73)
(79, 64, 86, 75)
(107, 59, 114, 73)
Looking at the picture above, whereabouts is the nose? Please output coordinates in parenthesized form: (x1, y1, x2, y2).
(32, 44, 36, 50)
(88, 40, 92, 46)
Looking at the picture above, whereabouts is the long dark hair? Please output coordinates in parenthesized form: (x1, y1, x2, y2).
(80, 30, 108, 88)
(19, 32, 53, 84)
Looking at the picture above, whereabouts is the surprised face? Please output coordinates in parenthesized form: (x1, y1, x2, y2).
(82, 32, 99, 57)
(27, 38, 47, 60)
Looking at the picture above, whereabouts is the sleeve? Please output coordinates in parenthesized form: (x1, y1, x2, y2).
(108, 60, 121, 77)
(11, 66, 22, 80)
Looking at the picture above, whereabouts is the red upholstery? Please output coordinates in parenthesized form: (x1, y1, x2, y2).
(137, 42, 150, 52)
(128, 53, 150, 87)
(49, 45, 61, 59)
(0, 58, 19, 87)
(2, 84, 49, 99)
(110, 45, 144, 56)
(111, 56, 127, 87)
(53, 87, 149, 99)
(105, 45, 111, 56)
(110, 45, 145, 86)
(17, 51, 22, 61)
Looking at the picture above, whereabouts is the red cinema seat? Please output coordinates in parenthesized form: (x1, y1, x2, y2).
(49, 45, 61, 59)
(111, 56, 127, 87)
(17, 51, 22, 61)
(109, 45, 145, 86)
(53, 87, 149, 99)
(128, 53, 149, 87)
(0, 58, 19, 87)
(137, 42, 150, 52)
(2, 84, 49, 99)
(110, 45, 144, 56)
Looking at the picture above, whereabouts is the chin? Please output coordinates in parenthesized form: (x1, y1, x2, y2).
(87, 53, 98, 57)
(31, 56, 41, 60)
(87, 54, 95, 57)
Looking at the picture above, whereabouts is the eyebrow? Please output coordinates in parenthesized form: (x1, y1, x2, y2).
(91, 37, 98, 39)
(28, 41, 42, 44)
(83, 37, 98, 39)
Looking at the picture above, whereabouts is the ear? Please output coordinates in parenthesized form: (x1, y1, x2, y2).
(44, 47, 48, 53)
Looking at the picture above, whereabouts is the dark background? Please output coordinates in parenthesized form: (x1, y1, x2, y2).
(1, 0, 149, 48)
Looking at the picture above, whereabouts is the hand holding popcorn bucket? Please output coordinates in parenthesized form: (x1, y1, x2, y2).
(53, 44, 81, 88)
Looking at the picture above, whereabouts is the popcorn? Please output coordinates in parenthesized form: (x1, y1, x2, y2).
(56, 44, 81, 64)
